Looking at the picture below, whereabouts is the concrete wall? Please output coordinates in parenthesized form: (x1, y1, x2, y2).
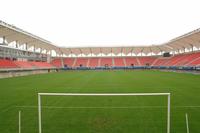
(0, 69, 57, 78)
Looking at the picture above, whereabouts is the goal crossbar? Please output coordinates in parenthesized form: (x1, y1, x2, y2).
(38, 92, 170, 96)
(38, 92, 171, 133)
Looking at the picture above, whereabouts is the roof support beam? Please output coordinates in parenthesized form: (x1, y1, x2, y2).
(3, 36, 5, 44)
(131, 47, 134, 56)
(90, 48, 92, 57)
(150, 47, 153, 56)
(79, 48, 83, 57)
(141, 48, 144, 56)
(69, 48, 73, 57)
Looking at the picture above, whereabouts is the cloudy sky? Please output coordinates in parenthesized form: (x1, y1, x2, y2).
(1, 0, 200, 47)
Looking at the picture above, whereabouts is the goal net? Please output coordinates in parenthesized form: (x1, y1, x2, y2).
(38, 93, 170, 133)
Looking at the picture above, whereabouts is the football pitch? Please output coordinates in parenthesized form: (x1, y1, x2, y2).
(0, 70, 200, 133)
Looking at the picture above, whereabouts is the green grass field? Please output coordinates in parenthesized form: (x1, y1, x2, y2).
(0, 70, 200, 133)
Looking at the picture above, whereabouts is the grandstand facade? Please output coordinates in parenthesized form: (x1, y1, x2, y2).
(1, 20, 200, 77)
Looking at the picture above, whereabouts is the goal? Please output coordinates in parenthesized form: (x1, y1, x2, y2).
(38, 93, 171, 133)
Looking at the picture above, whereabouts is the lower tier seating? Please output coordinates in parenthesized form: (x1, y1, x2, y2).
(88, 58, 99, 67)
(100, 58, 113, 67)
(114, 58, 125, 67)
(125, 57, 139, 66)
(1, 52, 197, 69)
(74, 58, 88, 67)
(30, 61, 54, 68)
(0, 59, 18, 68)
(51, 52, 200, 68)
(51, 58, 62, 67)
(138, 57, 157, 66)
(0, 59, 54, 69)
(14, 61, 34, 68)
(63, 58, 75, 67)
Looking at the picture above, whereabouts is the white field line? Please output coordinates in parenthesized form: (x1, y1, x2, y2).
(15, 105, 200, 109)
(185, 113, 190, 133)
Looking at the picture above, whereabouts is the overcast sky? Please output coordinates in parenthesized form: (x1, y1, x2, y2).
(1, 0, 200, 47)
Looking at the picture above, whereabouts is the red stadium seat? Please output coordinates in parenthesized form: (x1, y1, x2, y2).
(185, 52, 200, 66)
(114, 58, 125, 67)
(51, 58, 62, 67)
(0, 59, 18, 68)
(88, 58, 99, 67)
(125, 57, 139, 66)
(63, 58, 75, 67)
(14, 61, 34, 68)
(100, 58, 113, 67)
(74, 58, 88, 67)
(50, 52, 200, 68)
(152, 58, 170, 66)
(138, 57, 157, 66)
(30, 61, 53, 68)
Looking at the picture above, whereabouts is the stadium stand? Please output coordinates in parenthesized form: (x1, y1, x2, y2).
(0, 59, 54, 69)
(100, 58, 113, 67)
(0, 59, 18, 68)
(88, 58, 99, 67)
(125, 57, 139, 66)
(1, 20, 200, 74)
(114, 58, 125, 67)
(151, 52, 200, 67)
(188, 57, 200, 66)
(50, 52, 200, 68)
(152, 58, 170, 66)
(164, 55, 188, 66)
(63, 58, 75, 67)
(51, 58, 62, 67)
(177, 52, 200, 66)
(29, 61, 53, 68)
(138, 57, 157, 66)
(185, 52, 200, 66)
(74, 58, 88, 67)
(14, 61, 34, 68)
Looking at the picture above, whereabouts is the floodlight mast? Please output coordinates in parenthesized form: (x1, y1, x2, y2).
(38, 92, 171, 133)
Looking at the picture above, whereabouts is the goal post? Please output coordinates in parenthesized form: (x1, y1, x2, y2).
(38, 92, 171, 133)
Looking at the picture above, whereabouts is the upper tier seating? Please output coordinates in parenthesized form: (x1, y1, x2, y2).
(0, 59, 18, 68)
(100, 58, 113, 67)
(74, 58, 88, 67)
(114, 58, 125, 67)
(88, 58, 99, 67)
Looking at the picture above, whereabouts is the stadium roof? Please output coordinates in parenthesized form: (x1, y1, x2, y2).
(1, 20, 200, 56)
(59, 28, 200, 56)
(0, 20, 59, 53)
